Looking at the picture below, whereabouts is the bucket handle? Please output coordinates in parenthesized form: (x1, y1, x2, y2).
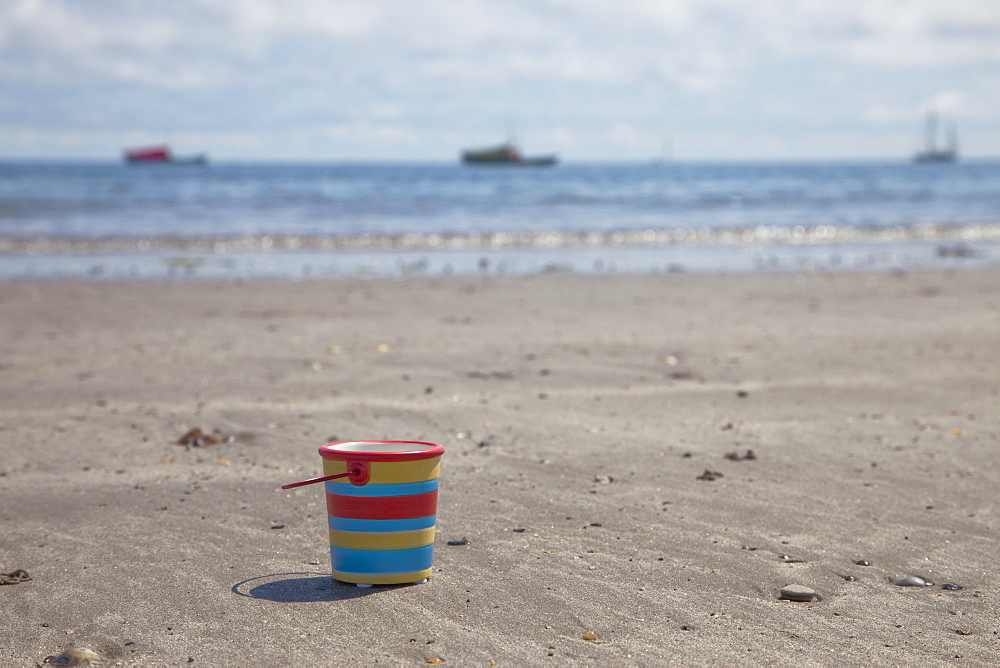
(281, 461, 370, 489)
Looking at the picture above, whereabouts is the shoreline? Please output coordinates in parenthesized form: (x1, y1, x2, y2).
(2, 238, 998, 282)
(3, 220, 1000, 253)
(1, 270, 998, 664)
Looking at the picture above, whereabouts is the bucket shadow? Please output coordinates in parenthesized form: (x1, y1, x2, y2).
(231, 572, 386, 602)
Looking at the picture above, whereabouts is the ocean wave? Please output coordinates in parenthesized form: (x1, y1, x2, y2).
(2, 222, 999, 256)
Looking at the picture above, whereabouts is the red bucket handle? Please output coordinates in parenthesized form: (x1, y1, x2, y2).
(281, 461, 370, 489)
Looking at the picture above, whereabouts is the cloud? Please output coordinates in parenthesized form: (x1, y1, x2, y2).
(1, 0, 998, 159)
(5, 0, 997, 91)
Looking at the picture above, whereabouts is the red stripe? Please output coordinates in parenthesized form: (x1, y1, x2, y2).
(327, 490, 438, 520)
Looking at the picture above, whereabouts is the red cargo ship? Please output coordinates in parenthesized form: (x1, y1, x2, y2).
(123, 145, 207, 165)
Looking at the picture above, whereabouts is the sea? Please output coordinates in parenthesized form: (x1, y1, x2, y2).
(1, 159, 999, 280)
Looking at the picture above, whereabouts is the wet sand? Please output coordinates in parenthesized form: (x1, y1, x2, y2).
(1, 270, 998, 665)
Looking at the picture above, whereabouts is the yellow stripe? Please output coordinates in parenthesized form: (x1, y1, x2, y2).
(332, 568, 432, 585)
(329, 527, 435, 550)
(322, 456, 441, 484)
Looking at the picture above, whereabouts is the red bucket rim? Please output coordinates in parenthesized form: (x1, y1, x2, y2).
(318, 440, 445, 462)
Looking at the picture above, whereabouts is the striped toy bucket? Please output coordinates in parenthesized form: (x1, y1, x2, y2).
(316, 440, 444, 586)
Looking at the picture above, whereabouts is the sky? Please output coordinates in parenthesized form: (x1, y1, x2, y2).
(1, 0, 999, 162)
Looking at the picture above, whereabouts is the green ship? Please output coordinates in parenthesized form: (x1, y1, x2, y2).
(461, 141, 557, 166)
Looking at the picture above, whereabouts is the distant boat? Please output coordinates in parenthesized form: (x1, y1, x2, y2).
(124, 145, 208, 165)
(650, 137, 673, 166)
(913, 112, 957, 163)
(461, 141, 557, 166)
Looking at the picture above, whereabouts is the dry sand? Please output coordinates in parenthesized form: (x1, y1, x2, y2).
(1, 270, 998, 665)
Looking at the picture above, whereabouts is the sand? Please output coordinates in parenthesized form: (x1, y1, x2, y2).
(1, 269, 998, 665)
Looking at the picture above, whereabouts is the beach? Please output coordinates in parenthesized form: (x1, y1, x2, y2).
(1, 269, 998, 665)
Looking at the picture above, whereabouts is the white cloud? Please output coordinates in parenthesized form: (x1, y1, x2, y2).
(1, 0, 998, 158)
(5, 0, 997, 88)
(321, 121, 417, 144)
(607, 123, 643, 149)
(224, 0, 378, 37)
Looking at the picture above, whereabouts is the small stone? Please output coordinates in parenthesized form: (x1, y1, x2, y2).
(446, 537, 469, 546)
(941, 583, 964, 591)
(854, 560, 871, 566)
(581, 631, 598, 641)
(779, 554, 806, 563)
(894, 576, 927, 587)
(779, 584, 818, 602)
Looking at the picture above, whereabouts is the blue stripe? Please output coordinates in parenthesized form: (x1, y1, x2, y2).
(331, 545, 435, 574)
(328, 515, 436, 532)
(325, 479, 439, 497)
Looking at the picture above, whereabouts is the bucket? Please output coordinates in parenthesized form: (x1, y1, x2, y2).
(289, 440, 445, 586)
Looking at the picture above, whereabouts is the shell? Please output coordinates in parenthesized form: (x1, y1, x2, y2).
(47, 648, 105, 666)
(779, 584, 818, 602)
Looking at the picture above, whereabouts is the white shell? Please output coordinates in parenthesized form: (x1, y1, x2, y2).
(49, 648, 105, 666)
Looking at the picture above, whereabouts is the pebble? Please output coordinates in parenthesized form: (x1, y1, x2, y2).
(941, 583, 964, 591)
(779, 584, 818, 602)
(894, 576, 927, 587)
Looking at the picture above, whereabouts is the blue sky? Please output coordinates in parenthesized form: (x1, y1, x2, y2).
(1, 0, 998, 161)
